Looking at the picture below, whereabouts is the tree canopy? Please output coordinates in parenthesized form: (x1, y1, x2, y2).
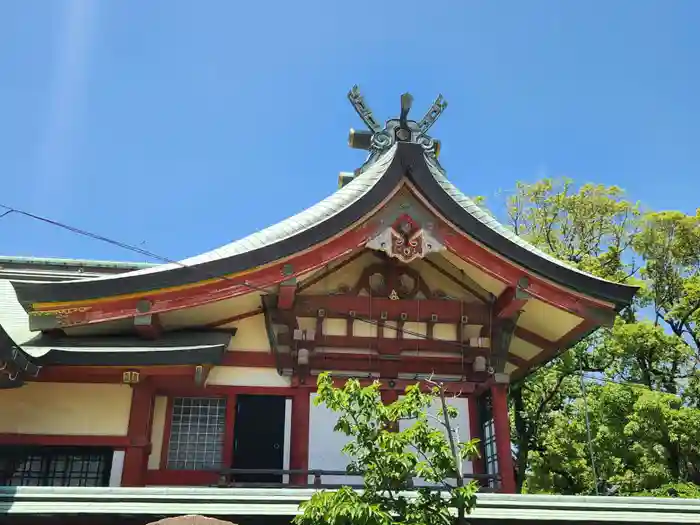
(491, 178, 700, 496)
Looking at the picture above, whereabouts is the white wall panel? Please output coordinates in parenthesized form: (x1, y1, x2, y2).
(399, 396, 473, 486)
(283, 398, 292, 484)
(109, 450, 125, 487)
(307, 393, 362, 486)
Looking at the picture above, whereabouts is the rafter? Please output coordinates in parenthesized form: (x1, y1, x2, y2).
(278, 278, 297, 310)
(297, 251, 368, 293)
(134, 313, 161, 339)
(511, 319, 599, 380)
(421, 256, 493, 303)
(493, 284, 530, 320)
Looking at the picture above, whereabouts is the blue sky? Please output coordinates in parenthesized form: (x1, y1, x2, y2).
(1, 1, 698, 263)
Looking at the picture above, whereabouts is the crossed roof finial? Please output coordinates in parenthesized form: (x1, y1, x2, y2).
(347, 85, 448, 136)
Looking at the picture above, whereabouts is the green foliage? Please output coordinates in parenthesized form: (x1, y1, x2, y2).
(498, 178, 700, 496)
(294, 373, 480, 525)
(631, 482, 700, 498)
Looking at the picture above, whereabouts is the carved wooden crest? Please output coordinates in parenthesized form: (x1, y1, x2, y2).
(366, 214, 443, 263)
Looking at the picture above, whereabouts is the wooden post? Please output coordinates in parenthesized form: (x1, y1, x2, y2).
(381, 388, 399, 405)
(468, 395, 485, 479)
(121, 381, 155, 487)
(289, 390, 310, 485)
(490, 379, 516, 493)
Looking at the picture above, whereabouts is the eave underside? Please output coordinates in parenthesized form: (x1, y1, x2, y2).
(3, 246, 609, 382)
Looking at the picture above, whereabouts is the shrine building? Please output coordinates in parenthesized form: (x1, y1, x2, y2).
(0, 89, 673, 524)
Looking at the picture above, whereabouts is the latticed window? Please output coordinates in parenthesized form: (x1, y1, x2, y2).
(166, 396, 227, 470)
(478, 392, 499, 488)
(0, 446, 112, 487)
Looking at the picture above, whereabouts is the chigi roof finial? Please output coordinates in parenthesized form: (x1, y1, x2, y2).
(347, 85, 447, 160)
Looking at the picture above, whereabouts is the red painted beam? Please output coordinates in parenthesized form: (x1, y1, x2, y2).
(278, 281, 297, 310)
(33, 217, 383, 328)
(204, 308, 262, 328)
(295, 295, 490, 324)
(134, 313, 161, 339)
(0, 434, 131, 448)
(28, 349, 527, 386)
(308, 354, 490, 379)
(278, 332, 489, 358)
(511, 319, 599, 380)
(438, 226, 615, 320)
(493, 286, 528, 319)
(34, 364, 202, 384)
(312, 376, 477, 394)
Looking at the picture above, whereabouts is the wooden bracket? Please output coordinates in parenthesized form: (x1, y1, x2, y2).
(491, 314, 520, 374)
(278, 278, 298, 310)
(134, 313, 162, 339)
(493, 282, 530, 320)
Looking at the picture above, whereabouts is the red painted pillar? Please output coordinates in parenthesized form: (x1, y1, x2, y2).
(290, 389, 310, 486)
(121, 381, 155, 487)
(468, 395, 485, 479)
(381, 389, 399, 405)
(490, 382, 516, 493)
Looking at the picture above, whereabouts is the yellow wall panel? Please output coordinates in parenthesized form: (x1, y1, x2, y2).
(0, 382, 132, 436)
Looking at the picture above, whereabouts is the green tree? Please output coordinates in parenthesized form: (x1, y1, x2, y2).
(499, 178, 641, 492)
(498, 179, 700, 495)
(294, 373, 480, 525)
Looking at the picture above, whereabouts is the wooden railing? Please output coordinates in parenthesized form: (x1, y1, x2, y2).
(217, 468, 500, 491)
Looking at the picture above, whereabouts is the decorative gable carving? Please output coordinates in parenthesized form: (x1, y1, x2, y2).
(366, 214, 444, 263)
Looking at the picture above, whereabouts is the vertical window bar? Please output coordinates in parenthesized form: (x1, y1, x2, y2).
(478, 392, 499, 489)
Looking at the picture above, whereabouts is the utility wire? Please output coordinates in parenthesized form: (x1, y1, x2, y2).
(0, 202, 492, 361)
(9, 202, 682, 389)
(0, 204, 253, 288)
(579, 359, 600, 494)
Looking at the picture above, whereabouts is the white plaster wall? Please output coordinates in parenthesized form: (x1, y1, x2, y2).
(283, 398, 292, 484)
(147, 396, 168, 470)
(109, 450, 125, 487)
(307, 393, 362, 486)
(399, 396, 473, 486)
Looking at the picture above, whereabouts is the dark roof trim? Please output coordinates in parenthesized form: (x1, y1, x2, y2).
(22, 330, 233, 367)
(0, 325, 41, 388)
(12, 151, 403, 306)
(31, 344, 227, 367)
(13, 144, 637, 309)
(398, 144, 638, 308)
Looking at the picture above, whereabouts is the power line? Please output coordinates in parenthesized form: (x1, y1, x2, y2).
(0, 202, 487, 360)
(0, 203, 271, 292)
(580, 372, 683, 398)
(10, 202, 678, 387)
(579, 359, 600, 494)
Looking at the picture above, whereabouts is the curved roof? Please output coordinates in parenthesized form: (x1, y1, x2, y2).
(12, 141, 638, 310)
